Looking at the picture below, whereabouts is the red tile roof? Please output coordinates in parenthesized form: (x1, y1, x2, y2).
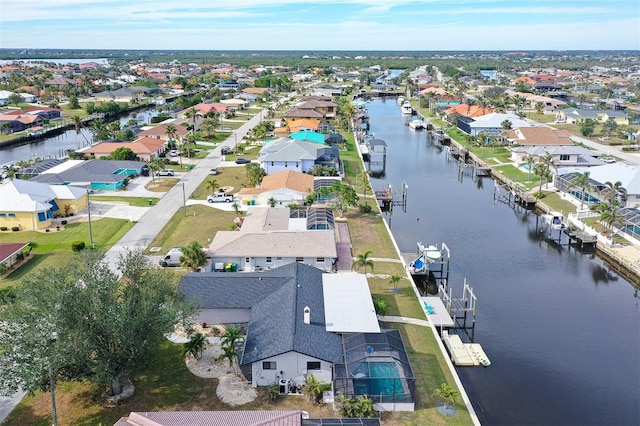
(0, 242, 29, 263)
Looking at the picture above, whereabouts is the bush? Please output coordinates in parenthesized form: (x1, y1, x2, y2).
(0, 262, 7, 276)
(0, 227, 7, 231)
(358, 204, 372, 213)
(11, 227, 19, 232)
(61, 220, 68, 225)
(71, 241, 86, 252)
(0, 286, 16, 304)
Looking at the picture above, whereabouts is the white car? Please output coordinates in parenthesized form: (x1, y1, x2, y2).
(601, 157, 616, 164)
(169, 150, 178, 157)
(157, 168, 175, 176)
(207, 193, 234, 203)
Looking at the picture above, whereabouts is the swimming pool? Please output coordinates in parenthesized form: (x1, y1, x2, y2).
(354, 362, 405, 397)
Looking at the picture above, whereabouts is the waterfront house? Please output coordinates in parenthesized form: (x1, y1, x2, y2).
(83, 137, 167, 161)
(510, 145, 604, 168)
(557, 163, 640, 208)
(460, 112, 533, 136)
(0, 180, 87, 230)
(235, 170, 314, 206)
(137, 122, 189, 143)
(505, 127, 573, 147)
(281, 97, 337, 134)
(179, 262, 415, 411)
(259, 138, 341, 175)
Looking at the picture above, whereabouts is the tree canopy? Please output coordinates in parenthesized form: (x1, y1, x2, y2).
(108, 147, 139, 161)
(0, 249, 193, 398)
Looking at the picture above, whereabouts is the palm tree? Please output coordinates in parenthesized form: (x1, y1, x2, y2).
(540, 152, 557, 189)
(352, 250, 374, 274)
(432, 383, 459, 411)
(148, 161, 162, 182)
(388, 274, 403, 290)
(71, 115, 83, 134)
(533, 163, 549, 196)
(184, 107, 201, 133)
(268, 197, 276, 207)
(245, 163, 266, 187)
(180, 241, 207, 271)
(572, 171, 591, 209)
(206, 179, 219, 194)
(602, 181, 625, 204)
(217, 344, 239, 376)
(183, 332, 207, 359)
(165, 123, 177, 148)
(524, 155, 536, 183)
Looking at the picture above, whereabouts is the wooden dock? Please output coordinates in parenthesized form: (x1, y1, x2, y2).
(564, 226, 598, 247)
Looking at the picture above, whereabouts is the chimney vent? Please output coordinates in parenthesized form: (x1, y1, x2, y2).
(303, 306, 311, 324)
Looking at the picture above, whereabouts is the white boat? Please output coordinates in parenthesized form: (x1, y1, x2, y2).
(397, 96, 405, 106)
(401, 101, 413, 115)
(409, 118, 427, 130)
(408, 242, 442, 273)
(542, 211, 565, 230)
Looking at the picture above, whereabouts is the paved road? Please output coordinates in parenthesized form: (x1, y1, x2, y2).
(103, 114, 265, 271)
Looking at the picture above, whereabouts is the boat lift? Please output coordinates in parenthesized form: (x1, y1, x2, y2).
(438, 278, 478, 341)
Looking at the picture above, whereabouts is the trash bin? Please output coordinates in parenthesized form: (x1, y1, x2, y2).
(148, 199, 153, 205)
(231, 263, 238, 272)
(189, 164, 194, 170)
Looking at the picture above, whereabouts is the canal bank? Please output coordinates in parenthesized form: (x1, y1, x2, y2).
(445, 126, 640, 287)
(364, 98, 639, 426)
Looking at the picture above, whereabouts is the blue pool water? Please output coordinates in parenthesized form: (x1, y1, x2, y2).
(355, 362, 404, 396)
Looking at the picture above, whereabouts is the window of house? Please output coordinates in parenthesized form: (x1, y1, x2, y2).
(8, 213, 15, 217)
(276, 257, 282, 260)
(307, 361, 321, 370)
(560, 154, 570, 161)
(263, 361, 276, 370)
(271, 162, 274, 166)
(296, 257, 304, 262)
(37, 212, 46, 222)
(266, 257, 272, 263)
(296, 162, 299, 168)
(245, 257, 250, 263)
(0, 213, 6, 217)
(316, 257, 325, 263)
(285, 162, 288, 168)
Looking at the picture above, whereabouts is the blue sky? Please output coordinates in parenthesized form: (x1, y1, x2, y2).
(1, 0, 639, 51)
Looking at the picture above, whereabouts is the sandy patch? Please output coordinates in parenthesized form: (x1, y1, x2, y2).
(185, 343, 257, 406)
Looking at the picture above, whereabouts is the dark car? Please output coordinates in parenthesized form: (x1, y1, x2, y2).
(235, 158, 251, 164)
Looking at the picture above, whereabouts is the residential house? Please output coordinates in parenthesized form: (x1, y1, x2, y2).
(94, 87, 140, 103)
(114, 410, 310, 426)
(137, 122, 189, 143)
(0, 242, 29, 270)
(505, 127, 573, 147)
(312, 85, 345, 97)
(235, 170, 314, 206)
(282, 97, 337, 134)
(557, 108, 629, 125)
(460, 112, 533, 136)
(556, 163, 640, 208)
(179, 263, 415, 412)
(510, 145, 605, 168)
(0, 113, 44, 133)
(83, 137, 166, 161)
(0, 180, 87, 230)
(259, 138, 341, 175)
(207, 227, 337, 272)
(31, 159, 147, 191)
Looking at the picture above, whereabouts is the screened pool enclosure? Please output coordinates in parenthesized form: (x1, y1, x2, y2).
(333, 330, 415, 409)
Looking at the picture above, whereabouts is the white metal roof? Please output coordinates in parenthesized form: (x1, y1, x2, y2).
(322, 273, 381, 333)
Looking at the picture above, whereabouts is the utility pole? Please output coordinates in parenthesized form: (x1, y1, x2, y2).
(182, 183, 187, 217)
(87, 189, 94, 248)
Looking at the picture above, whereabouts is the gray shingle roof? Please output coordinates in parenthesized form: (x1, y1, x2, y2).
(31, 159, 146, 184)
(179, 263, 343, 365)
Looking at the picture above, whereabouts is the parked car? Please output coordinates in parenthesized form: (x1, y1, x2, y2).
(221, 146, 233, 155)
(209, 168, 219, 175)
(207, 193, 235, 203)
(157, 168, 175, 176)
(235, 158, 251, 164)
(601, 156, 616, 163)
(169, 150, 178, 157)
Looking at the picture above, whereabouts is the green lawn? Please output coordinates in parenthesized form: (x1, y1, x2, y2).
(0, 218, 134, 287)
(146, 205, 238, 254)
(89, 195, 159, 206)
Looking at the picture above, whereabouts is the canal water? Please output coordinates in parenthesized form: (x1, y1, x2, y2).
(0, 107, 161, 164)
(366, 99, 639, 426)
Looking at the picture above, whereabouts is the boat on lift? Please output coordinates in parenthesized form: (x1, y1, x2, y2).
(409, 117, 427, 130)
(397, 96, 405, 106)
(542, 211, 565, 230)
(408, 242, 442, 273)
(401, 101, 413, 115)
